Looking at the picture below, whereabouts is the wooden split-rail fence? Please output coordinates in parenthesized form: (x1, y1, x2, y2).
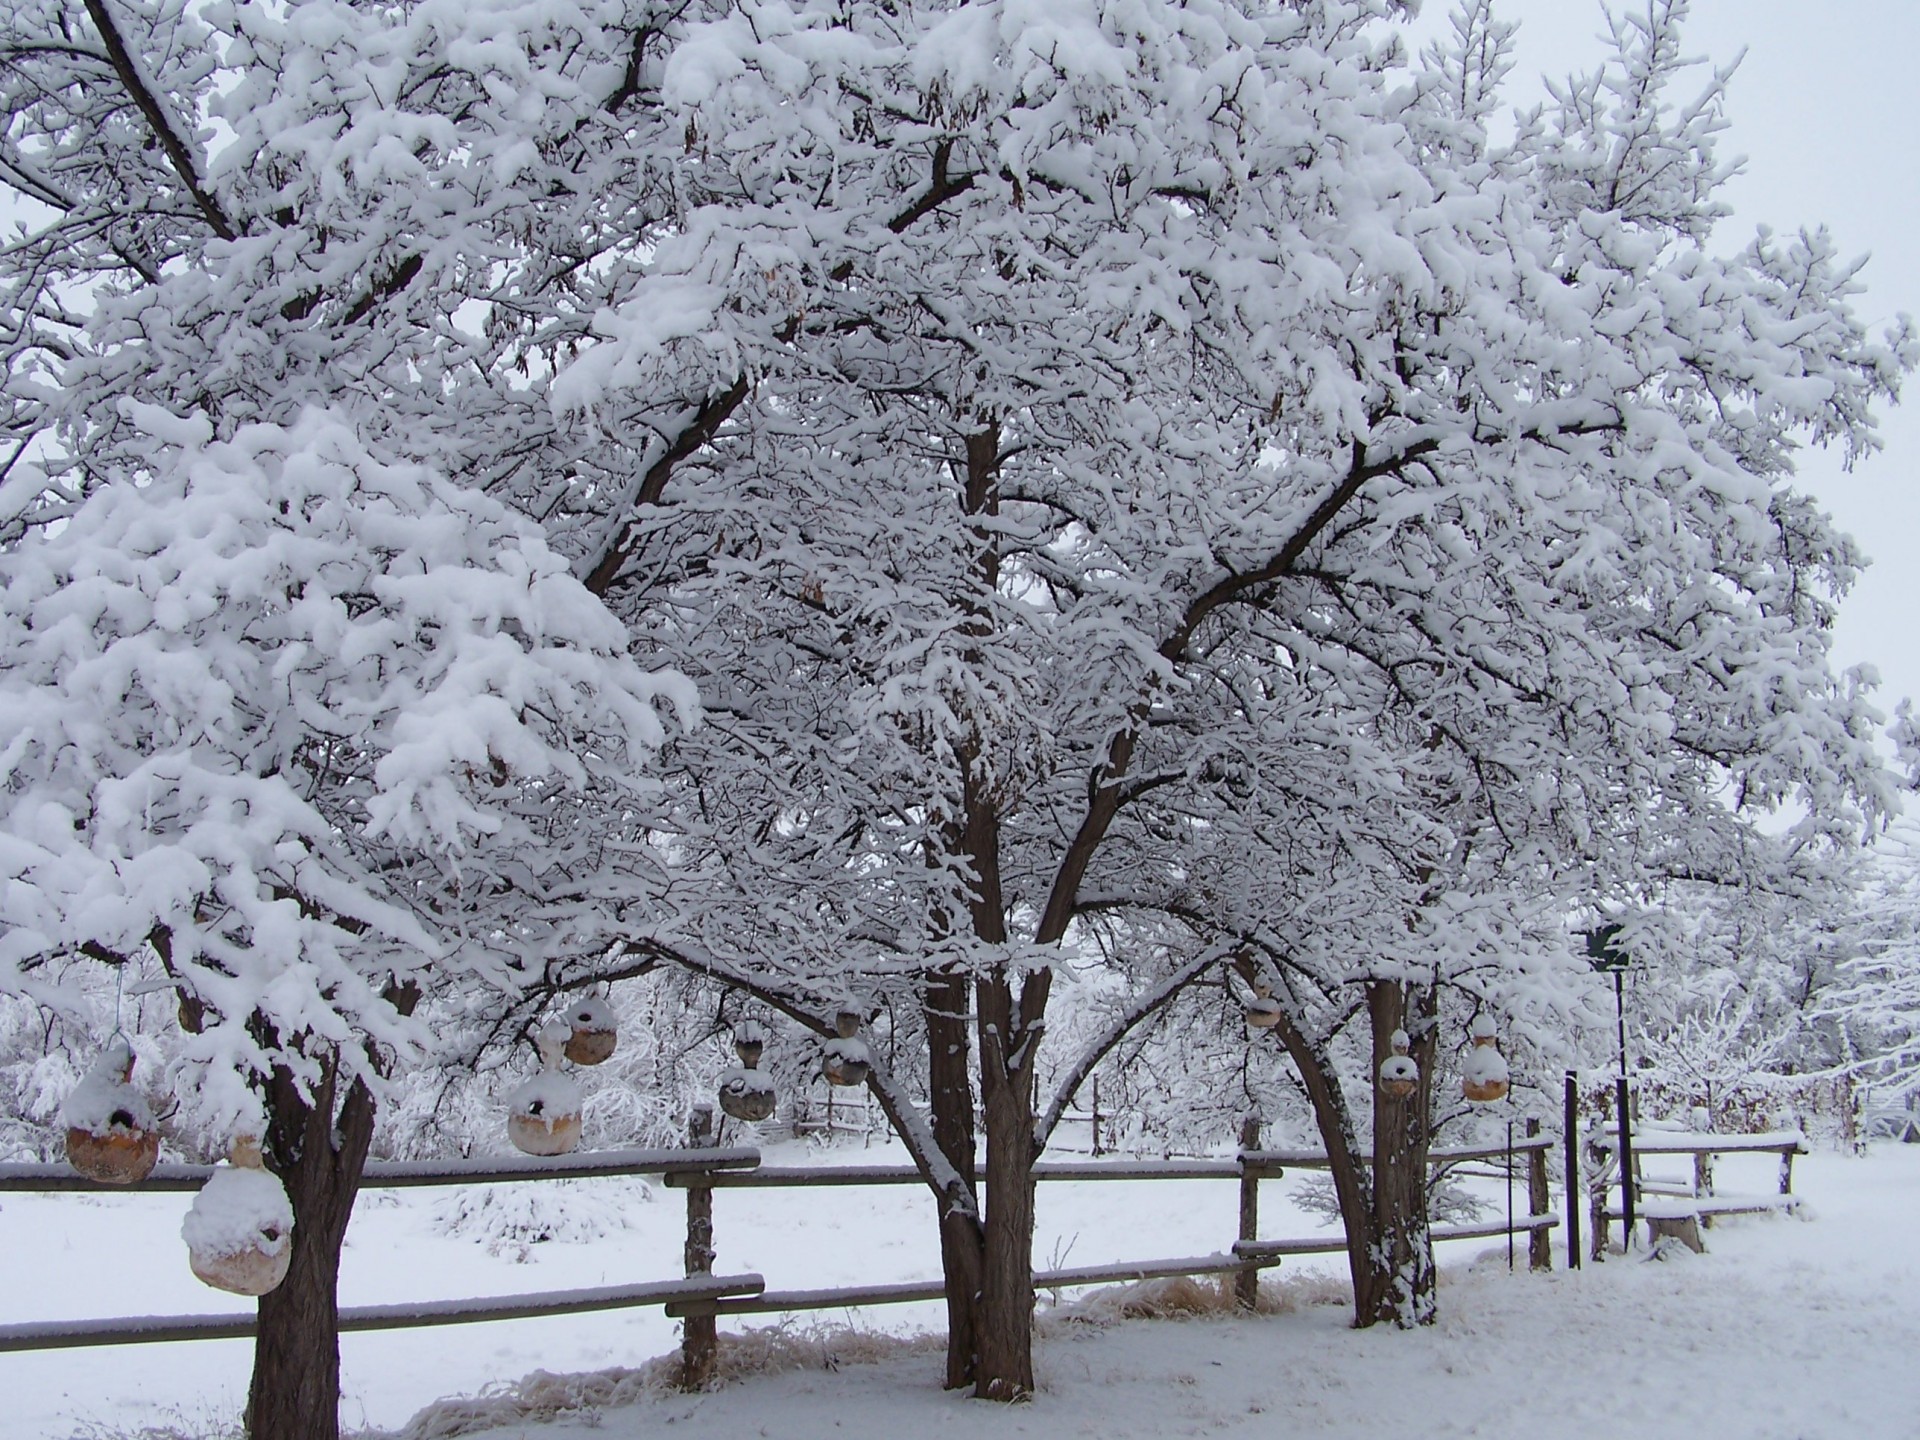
(0, 1126, 1559, 1387)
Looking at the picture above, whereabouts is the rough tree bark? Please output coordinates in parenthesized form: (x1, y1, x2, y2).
(247, 1051, 378, 1440)
(924, 965, 984, 1390)
(973, 968, 1043, 1400)
(1361, 980, 1438, 1327)
(245, 981, 417, 1440)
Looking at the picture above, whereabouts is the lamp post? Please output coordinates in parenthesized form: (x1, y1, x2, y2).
(1585, 923, 1634, 1248)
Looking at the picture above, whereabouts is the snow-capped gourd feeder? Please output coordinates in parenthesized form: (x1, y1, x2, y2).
(182, 1135, 295, 1296)
(62, 1040, 160, 1185)
(1244, 983, 1282, 1032)
(1461, 1013, 1510, 1104)
(822, 1010, 870, 1088)
(506, 1020, 584, 1157)
(718, 1020, 777, 1123)
(562, 995, 617, 1067)
(1378, 1028, 1419, 1100)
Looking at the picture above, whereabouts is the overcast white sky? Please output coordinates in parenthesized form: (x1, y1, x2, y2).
(1410, 0, 1920, 718)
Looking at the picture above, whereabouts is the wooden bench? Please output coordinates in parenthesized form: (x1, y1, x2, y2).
(1586, 1128, 1806, 1256)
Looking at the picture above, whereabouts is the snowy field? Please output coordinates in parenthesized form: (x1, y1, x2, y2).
(3, 1142, 1916, 1439)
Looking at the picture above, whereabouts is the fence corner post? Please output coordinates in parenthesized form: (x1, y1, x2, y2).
(1526, 1117, 1551, 1271)
(1235, 1116, 1262, 1310)
(679, 1103, 718, 1391)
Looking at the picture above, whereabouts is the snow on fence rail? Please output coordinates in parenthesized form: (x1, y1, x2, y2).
(0, 1133, 1560, 1378)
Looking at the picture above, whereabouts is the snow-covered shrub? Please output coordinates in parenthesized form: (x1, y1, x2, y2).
(430, 1178, 655, 1260)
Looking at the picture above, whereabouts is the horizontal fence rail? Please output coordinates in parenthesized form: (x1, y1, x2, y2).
(0, 1130, 1564, 1365)
(0, 1145, 761, 1193)
(0, 1274, 767, 1354)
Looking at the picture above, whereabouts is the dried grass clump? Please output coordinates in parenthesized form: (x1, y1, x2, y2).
(1042, 1268, 1351, 1328)
(395, 1322, 942, 1439)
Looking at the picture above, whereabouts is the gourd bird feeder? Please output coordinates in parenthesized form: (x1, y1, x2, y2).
(62, 1040, 160, 1185)
(822, 1011, 870, 1088)
(1460, 1013, 1511, 1103)
(1378, 1027, 1420, 1100)
(183, 1135, 295, 1296)
(507, 1019, 584, 1157)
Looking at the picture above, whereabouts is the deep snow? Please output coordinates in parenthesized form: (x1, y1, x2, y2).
(2, 1142, 1915, 1438)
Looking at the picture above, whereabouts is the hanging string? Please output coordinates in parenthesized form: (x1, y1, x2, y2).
(110, 959, 128, 1048)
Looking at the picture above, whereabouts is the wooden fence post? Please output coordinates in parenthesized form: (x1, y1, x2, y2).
(1779, 1147, 1795, 1197)
(1526, 1118, 1550, 1271)
(1235, 1117, 1262, 1310)
(679, 1104, 718, 1390)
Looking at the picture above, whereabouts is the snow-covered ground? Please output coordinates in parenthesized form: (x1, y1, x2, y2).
(3, 1141, 1916, 1438)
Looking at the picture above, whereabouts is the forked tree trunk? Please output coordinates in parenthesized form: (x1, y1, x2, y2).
(247, 1053, 378, 1440)
(1360, 980, 1437, 1327)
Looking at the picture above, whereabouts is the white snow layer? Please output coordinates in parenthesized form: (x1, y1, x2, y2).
(180, 1166, 294, 1259)
(4, 1141, 1918, 1439)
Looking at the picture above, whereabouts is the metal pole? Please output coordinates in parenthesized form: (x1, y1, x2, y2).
(1614, 969, 1635, 1248)
(1615, 1072, 1635, 1249)
(1563, 1071, 1581, 1270)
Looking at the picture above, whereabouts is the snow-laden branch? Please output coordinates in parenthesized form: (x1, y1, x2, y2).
(1034, 942, 1235, 1151)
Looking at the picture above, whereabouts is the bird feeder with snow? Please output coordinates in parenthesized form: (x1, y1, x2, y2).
(1378, 1028, 1419, 1100)
(562, 995, 617, 1067)
(62, 1040, 160, 1185)
(507, 1020, 584, 1157)
(1245, 984, 1282, 1032)
(183, 1135, 295, 1296)
(718, 1023, 777, 1123)
(1460, 1013, 1510, 1103)
(822, 1010, 870, 1088)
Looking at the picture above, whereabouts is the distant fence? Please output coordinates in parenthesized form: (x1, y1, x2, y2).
(0, 1130, 1559, 1386)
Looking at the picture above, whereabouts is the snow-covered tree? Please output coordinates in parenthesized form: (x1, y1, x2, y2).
(4, 0, 1912, 1416)
(0, 407, 687, 1430)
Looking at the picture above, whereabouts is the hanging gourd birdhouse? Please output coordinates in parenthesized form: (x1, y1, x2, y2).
(718, 1021, 777, 1123)
(562, 995, 617, 1067)
(1378, 1028, 1419, 1100)
(1460, 1013, 1511, 1103)
(182, 1135, 295, 1296)
(62, 1040, 160, 1185)
(507, 1020, 584, 1157)
(1245, 982, 1282, 1032)
(822, 1010, 870, 1088)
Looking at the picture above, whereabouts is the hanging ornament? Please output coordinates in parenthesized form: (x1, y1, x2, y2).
(822, 1010, 870, 1088)
(507, 1020, 584, 1157)
(62, 1040, 160, 1185)
(1244, 982, 1282, 1032)
(718, 1020, 777, 1122)
(183, 1135, 295, 1296)
(562, 995, 617, 1067)
(1461, 1013, 1511, 1103)
(1377, 1028, 1419, 1100)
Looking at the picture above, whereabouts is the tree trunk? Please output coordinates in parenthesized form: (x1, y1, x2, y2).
(973, 969, 1040, 1400)
(1260, 997, 1376, 1325)
(1361, 980, 1437, 1328)
(925, 966, 983, 1390)
(246, 1053, 378, 1440)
